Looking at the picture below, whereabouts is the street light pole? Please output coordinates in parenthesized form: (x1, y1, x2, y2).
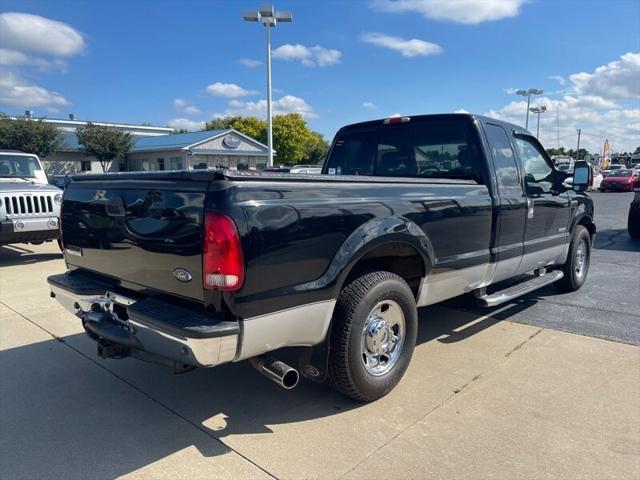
(516, 88, 543, 130)
(243, 5, 292, 168)
(529, 105, 547, 139)
(265, 22, 273, 168)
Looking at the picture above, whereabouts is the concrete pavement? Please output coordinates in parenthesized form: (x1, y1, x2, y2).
(1, 241, 638, 479)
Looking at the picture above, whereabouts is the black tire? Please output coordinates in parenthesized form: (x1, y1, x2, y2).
(328, 271, 418, 402)
(555, 225, 591, 292)
(629, 210, 640, 239)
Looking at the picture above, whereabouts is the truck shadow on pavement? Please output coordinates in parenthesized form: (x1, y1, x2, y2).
(0, 244, 63, 266)
(592, 228, 639, 252)
(1, 304, 502, 479)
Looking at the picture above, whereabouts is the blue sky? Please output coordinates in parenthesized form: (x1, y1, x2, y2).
(1, 0, 639, 152)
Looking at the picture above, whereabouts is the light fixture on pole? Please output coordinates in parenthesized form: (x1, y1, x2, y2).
(243, 5, 292, 168)
(516, 88, 543, 130)
(529, 105, 547, 139)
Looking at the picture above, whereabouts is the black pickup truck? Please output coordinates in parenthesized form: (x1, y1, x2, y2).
(48, 114, 595, 401)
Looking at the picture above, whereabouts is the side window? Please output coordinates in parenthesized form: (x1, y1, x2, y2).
(325, 131, 376, 176)
(484, 124, 521, 195)
(514, 136, 554, 193)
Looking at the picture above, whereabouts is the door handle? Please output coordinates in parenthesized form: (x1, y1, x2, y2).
(527, 198, 534, 219)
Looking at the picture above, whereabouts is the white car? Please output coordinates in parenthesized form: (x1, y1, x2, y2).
(0, 150, 62, 245)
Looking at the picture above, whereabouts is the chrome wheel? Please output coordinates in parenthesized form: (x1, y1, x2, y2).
(361, 300, 405, 376)
(575, 238, 588, 279)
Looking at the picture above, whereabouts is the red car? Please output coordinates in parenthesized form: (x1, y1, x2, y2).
(599, 169, 639, 192)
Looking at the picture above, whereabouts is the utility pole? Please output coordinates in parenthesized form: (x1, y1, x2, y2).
(243, 5, 292, 168)
(556, 105, 560, 149)
(576, 129, 582, 161)
(516, 88, 543, 130)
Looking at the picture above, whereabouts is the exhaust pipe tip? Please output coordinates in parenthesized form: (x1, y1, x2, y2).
(280, 368, 299, 390)
(250, 355, 299, 390)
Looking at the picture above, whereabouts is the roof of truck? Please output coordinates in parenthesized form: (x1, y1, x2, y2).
(339, 113, 529, 136)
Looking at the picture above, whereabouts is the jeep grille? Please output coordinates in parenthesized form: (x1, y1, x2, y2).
(3, 194, 55, 217)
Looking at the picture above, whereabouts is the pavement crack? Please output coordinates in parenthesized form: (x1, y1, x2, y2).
(504, 328, 543, 358)
(0, 301, 279, 480)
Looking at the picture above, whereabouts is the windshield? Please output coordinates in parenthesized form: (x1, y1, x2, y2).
(608, 170, 632, 177)
(0, 154, 40, 178)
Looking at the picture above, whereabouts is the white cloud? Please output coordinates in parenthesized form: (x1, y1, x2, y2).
(272, 44, 342, 67)
(371, 0, 525, 24)
(453, 108, 469, 113)
(489, 53, 640, 152)
(0, 12, 85, 57)
(206, 82, 258, 98)
(363, 101, 377, 110)
(166, 118, 206, 131)
(0, 13, 84, 109)
(569, 52, 640, 100)
(361, 32, 442, 57)
(173, 98, 201, 115)
(216, 95, 317, 118)
(389, 112, 402, 117)
(238, 58, 262, 68)
(548, 75, 566, 86)
(0, 72, 69, 108)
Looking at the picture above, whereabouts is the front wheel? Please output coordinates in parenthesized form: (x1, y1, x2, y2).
(555, 225, 591, 292)
(328, 271, 418, 402)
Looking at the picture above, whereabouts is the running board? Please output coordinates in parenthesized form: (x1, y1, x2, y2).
(475, 270, 564, 307)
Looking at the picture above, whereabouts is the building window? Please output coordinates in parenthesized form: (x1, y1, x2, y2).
(170, 156, 183, 170)
(157, 158, 165, 171)
(80, 161, 91, 172)
(237, 158, 249, 171)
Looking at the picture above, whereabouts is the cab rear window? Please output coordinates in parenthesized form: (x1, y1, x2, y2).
(325, 119, 484, 182)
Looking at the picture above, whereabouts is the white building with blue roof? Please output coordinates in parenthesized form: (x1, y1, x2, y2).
(127, 129, 270, 172)
(31, 115, 269, 174)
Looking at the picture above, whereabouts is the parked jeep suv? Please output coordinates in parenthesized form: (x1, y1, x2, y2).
(0, 150, 62, 245)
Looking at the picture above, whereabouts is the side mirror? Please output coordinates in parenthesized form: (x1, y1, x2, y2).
(571, 161, 590, 192)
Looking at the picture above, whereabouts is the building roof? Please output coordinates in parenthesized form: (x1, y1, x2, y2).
(11, 116, 174, 135)
(131, 130, 230, 152)
(58, 128, 270, 156)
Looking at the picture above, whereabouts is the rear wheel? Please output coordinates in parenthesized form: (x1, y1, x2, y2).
(629, 209, 640, 239)
(328, 271, 417, 402)
(556, 225, 591, 292)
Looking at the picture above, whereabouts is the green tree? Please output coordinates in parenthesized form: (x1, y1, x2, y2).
(634, 146, 640, 155)
(272, 113, 321, 165)
(303, 130, 329, 165)
(0, 114, 62, 157)
(229, 116, 267, 144)
(76, 122, 133, 172)
(204, 117, 234, 131)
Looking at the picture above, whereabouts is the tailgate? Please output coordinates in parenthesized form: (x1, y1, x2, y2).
(61, 177, 210, 301)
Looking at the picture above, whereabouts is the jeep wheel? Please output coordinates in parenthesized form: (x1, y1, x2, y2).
(328, 271, 418, 402)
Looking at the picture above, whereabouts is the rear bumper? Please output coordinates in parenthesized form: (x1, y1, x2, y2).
(0, 218, 59, 244)
(47, 272, 239, 368)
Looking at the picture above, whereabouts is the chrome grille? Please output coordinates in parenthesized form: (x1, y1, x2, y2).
(3, 194, 54, 217)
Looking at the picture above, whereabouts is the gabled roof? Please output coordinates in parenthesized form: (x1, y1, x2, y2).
(57, 128, 270, 155)
(131, 130, 230, 152)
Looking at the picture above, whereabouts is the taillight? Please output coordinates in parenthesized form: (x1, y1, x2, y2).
(203, 212, 244, 291)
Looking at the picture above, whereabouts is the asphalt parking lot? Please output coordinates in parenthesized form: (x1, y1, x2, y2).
(1, 192, 638, 479)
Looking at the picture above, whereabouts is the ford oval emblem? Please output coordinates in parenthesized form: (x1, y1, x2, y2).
(173, 268, 192, 282)
(222, 135, 241, 149)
